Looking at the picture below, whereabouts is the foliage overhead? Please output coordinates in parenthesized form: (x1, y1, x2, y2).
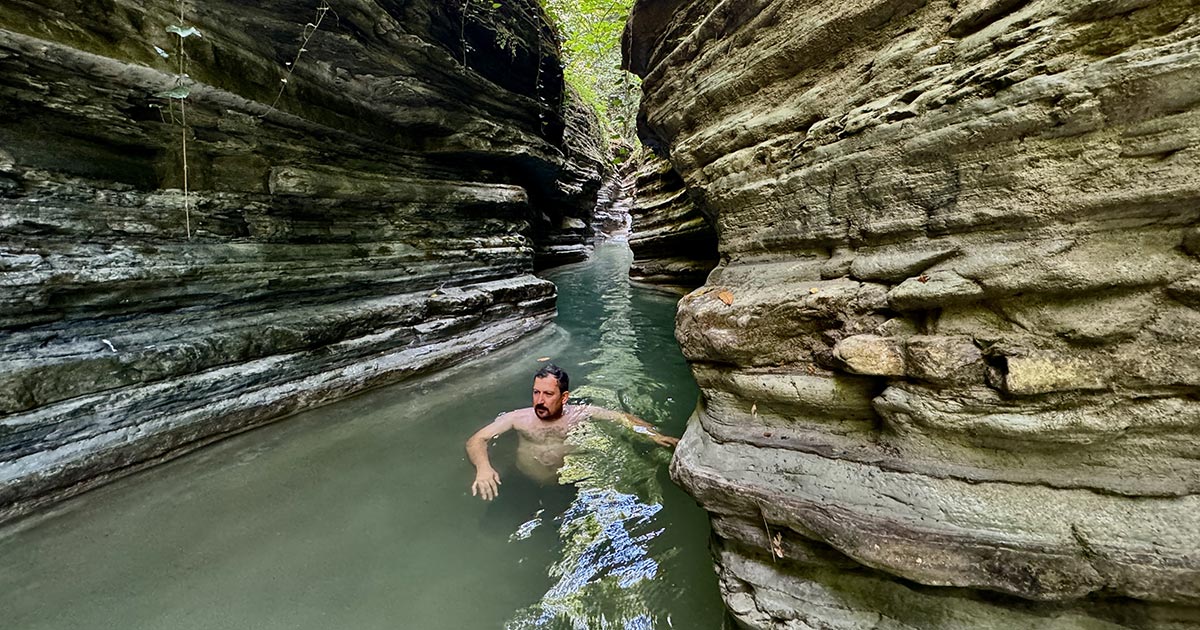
(541, 0, 640, 152)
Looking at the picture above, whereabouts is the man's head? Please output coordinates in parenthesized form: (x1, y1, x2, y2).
(532, 364, 569, 421)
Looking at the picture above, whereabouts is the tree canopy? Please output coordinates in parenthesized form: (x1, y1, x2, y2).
(542, 0, 640, 153)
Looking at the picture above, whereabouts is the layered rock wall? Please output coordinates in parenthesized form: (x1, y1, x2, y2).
(627, 0, 1200, 626)
(534, 86, 608, 268)
(592, 166, 634, 241)
(0, 0, 601, 518)
(628, 155, 718, 292)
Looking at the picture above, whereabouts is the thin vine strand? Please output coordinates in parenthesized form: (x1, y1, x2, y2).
(178, 0, 191, 240)
(265, 1, 334, 114)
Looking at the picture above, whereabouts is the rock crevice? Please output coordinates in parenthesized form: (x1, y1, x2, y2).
(628, 155, 718, 292)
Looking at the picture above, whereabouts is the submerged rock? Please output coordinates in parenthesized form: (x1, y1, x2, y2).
(626, 0, 1200, 626)
(0, 0, 603, 518)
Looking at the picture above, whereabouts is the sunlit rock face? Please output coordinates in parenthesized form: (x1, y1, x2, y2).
(0, 0, 602, 518)
(628, 156, 718, 293)
(626, 0, 1200, 626)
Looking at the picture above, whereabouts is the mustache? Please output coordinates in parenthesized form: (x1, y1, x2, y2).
(535, 405, 548, 411)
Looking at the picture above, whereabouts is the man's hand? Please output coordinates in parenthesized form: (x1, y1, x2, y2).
(466, 413, 515, 501)
(472, 467, 501, 501)
(601, 408, 680, 449)
(652, 434, 680, 448)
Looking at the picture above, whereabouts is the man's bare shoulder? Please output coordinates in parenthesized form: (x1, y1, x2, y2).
(501, 407, 536, 427)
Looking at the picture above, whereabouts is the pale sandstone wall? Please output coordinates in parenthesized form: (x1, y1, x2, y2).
(0, 0, 601, 519)
(626, 0, 1200, 627)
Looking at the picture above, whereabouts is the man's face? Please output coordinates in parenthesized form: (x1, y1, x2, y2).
(532, 376, 568, 421)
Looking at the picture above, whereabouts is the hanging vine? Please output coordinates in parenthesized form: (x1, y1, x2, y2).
(155, 0, 202, 240)
(265, 0, 336, 114)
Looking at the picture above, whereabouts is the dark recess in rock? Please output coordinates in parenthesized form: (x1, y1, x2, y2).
(628, 155, 718, 293)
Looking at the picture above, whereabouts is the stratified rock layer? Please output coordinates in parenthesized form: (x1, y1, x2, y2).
(592, 165, 634, 241)
(628, 156, 718, 292)
(0, 0, 601, 518)
(534, 86, 608, 268)
(626, 0, 1200, 626)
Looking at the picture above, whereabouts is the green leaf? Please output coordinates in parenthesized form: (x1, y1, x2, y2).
(166, 25, 202, 38)
(541, 0, 641, 147)
(155, 85, 191, 99)
(491, 2, 501, 7)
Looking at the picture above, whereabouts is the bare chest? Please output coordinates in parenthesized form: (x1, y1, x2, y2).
(513, 410, 585, 444)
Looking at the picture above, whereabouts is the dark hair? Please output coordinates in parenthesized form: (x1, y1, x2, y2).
(534, 364, 569, 392)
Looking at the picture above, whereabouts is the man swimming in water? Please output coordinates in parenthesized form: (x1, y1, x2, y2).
(466, 364, 679, 501)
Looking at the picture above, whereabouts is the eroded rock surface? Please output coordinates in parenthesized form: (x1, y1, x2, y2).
(627, 0, 1200, 626)
(0, 0, 601, 518)
(534, 86, 608, 268)
(592, 164, 635, 241)
(628, 155, 718, 292)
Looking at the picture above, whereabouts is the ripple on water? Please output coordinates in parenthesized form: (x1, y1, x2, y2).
(0, 242, 724, 630)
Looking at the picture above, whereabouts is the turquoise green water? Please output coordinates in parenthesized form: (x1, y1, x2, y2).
(0, 242, 726, 629)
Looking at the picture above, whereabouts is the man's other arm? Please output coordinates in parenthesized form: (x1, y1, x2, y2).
(466, 413, 516, 500)
(585, 406, 680, 448)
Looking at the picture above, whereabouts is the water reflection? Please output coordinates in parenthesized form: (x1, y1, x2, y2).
(0, 243, 722, 630)
(506, 422, 675, 629)
(506, 244, 681, 629)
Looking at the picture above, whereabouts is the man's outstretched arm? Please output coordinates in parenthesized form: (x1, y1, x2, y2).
(586, 406, 679, 448)
(466, 413, 515, 501)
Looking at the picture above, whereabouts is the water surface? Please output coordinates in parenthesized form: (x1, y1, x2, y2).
(0, 242, 725, 629)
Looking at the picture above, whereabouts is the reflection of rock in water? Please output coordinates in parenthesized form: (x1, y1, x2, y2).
(505, 421, 676, 629)
(576, 245, 673, 429)
(511, 243, 686, 627)
(509, 509, 545, 543)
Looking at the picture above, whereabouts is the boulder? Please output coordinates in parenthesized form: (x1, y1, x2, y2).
(833, 335, 906, 376)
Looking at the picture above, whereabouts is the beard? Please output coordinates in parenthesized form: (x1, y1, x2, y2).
(534, 405, 552, 419)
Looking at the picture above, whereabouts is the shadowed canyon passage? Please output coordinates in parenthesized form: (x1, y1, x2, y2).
(0, 0, 605, 518)
(0, 1, 730, 626)
(0, 243, 724, 629)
